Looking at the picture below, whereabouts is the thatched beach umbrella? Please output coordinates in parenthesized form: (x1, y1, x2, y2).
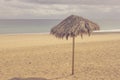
(50, 15, 100, 75)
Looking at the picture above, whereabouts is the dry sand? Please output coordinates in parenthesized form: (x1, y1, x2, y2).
(0, 33, 120, 80)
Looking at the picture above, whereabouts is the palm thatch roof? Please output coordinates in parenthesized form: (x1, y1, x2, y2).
(50, 15, 100, 39)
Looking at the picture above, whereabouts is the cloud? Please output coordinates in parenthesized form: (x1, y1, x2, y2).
(21, 0, 120, 5)
(0, 0, 120, 19)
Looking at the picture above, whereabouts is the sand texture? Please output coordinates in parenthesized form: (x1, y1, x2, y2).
(0, 33, 120, 80)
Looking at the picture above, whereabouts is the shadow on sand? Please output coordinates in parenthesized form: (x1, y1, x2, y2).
(9, 74, 71, 80)
(9, 77, 48, 80)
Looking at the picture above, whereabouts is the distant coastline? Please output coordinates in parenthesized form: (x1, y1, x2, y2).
(94, 29, 120, 32)
(0, 29, 120, 35)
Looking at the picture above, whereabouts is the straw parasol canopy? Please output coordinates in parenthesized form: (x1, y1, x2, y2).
(51, 15, 99, 39)
(50, 15, 100, 75)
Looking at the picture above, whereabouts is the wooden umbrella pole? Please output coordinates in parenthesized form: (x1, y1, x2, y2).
(72, 36, 75, 75)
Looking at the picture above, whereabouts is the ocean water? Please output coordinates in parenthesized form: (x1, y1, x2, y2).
(0, 19, 120, 34)
(0, 19, 60, 34)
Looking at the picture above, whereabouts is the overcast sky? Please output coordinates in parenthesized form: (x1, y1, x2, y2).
(0, 0, 120, 19)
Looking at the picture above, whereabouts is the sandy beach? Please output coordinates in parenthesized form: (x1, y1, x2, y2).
(0, 33, 120, 80)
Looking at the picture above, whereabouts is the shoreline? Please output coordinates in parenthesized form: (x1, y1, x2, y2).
(0, 32, 49, 35)
(0, 29, 120, 35)
(0, 31, 120, 49)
